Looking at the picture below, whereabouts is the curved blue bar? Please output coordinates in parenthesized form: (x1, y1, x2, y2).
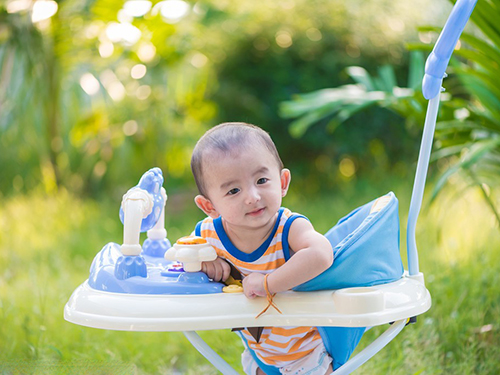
(422, 0, 477, 99)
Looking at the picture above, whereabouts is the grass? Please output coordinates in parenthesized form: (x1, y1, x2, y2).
(0, 177, 499, 374)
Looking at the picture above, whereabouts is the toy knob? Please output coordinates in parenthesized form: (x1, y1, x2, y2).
(164, 236, 217, 272)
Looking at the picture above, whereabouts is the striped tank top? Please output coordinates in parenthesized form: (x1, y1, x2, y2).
(195, 207, 323, 368)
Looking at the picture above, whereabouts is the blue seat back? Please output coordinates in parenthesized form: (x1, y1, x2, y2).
(294, 191, 403, 291)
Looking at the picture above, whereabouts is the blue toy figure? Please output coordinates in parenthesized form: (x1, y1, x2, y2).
(88, 168, 225, 295)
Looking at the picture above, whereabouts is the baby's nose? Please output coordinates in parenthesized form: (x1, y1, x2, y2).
(245, 187, 260, 204)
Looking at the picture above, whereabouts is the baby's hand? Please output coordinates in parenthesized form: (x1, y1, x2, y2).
(242, 273, 267, 299)
(201, 257, 231, 282)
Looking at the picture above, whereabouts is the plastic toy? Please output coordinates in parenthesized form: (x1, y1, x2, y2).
(64, 1, 477, 373)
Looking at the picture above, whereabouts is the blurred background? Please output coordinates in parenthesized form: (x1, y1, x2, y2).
(1, 0, 499, 373)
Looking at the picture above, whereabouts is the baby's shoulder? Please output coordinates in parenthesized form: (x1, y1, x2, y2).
(279, 207, 309, 227)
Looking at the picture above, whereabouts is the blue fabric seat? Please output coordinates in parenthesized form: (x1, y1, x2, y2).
(295, 191, 403, 292)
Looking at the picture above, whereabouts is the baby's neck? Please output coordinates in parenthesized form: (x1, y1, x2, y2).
(222, 214, 278, 254)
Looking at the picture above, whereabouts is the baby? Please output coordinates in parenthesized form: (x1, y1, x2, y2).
(191, 122, 334, 375)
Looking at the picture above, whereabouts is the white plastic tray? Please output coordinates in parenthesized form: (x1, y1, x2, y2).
(64, 274, 431, 332)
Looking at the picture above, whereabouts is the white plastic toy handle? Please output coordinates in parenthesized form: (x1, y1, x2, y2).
(164, 239, 217, 272)
(121, 187, 154, 256)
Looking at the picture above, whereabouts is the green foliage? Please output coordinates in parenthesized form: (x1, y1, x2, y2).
(0, 0, 215, 198)
(278, 50, 432, 192)
(279, 0, 500, 226)
(280, 52, 425, 138)
(0, 0, 446, 199)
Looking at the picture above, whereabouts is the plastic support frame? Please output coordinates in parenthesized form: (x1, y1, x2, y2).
(183, 320, 407, 375)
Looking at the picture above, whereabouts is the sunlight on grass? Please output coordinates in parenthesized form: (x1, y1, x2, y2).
(0, 190, 119, 262)
(425, 185, 498, 266)
(0, 190, 239, 373)
(357, 181, 500, 375)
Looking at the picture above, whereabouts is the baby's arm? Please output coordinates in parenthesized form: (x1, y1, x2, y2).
(201, 257, 231, 282)
(243, 218, 333, 298)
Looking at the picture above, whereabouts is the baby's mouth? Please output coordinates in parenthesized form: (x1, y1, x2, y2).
(247, 207, 265, 216)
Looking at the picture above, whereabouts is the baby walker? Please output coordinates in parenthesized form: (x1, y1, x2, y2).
(64, 1, 477, 373)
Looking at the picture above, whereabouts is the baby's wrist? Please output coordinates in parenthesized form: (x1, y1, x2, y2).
(264, 273, 274, 295)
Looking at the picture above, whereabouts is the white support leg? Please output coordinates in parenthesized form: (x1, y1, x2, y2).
(332, 319, 406, 375)
(183, 331, 240, 375)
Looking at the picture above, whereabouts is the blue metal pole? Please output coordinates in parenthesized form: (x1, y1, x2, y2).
(406, 93, 441, 276)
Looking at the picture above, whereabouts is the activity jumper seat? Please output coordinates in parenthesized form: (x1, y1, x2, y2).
(64, 1, 477, 373)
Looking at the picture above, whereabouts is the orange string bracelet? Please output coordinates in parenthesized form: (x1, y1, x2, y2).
(255, 274, 282, 319)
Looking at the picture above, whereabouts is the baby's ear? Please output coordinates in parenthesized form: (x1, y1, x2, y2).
(280, 168, 291, 197)
(194, 195, 219, 218)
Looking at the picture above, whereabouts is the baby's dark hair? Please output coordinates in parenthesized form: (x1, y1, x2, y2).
(191, 122, 284, 197)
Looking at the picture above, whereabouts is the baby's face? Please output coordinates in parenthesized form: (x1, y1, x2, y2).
(201, 142, 287, 231)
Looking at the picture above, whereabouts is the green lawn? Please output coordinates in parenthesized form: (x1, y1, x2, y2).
(1, 179, 499, 374)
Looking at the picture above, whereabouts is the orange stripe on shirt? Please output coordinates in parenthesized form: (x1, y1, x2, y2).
(246, 331, 321, 354)
(289, 330, 322, 353)
(258, 347, 316, 363)
(261, 244, 284, 256)
(255, 337, 292, 350)
(200, 229, 218, 239)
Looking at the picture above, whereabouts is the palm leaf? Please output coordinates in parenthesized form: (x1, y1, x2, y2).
(470, 0, 500, 47)
(288, 102, 344, 138)
(431, 142, 473, 162)
(407, 51, 425, 89)
(453, 49, 499, 76)
(432, 138, 500, 200)
(435, 120, 487, 134)
(458, 32, 500, 65)
(374, 65, 398, 92)
(280, 86, 383, 118)
(467, 168, 500, 228)
(345, 66, 375, 91)
(282, 85, 390, 137)
(458, 72, 500, 118)
(326, 100, 381, 133)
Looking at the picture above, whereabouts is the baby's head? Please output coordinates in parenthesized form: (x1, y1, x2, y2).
(191, 122, 284, 197)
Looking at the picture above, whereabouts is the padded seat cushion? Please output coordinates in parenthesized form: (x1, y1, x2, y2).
(294, 192, 404, 292)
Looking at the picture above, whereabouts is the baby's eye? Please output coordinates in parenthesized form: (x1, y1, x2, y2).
(227, 188, 240, 195)
(257, 178, 268, 184)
